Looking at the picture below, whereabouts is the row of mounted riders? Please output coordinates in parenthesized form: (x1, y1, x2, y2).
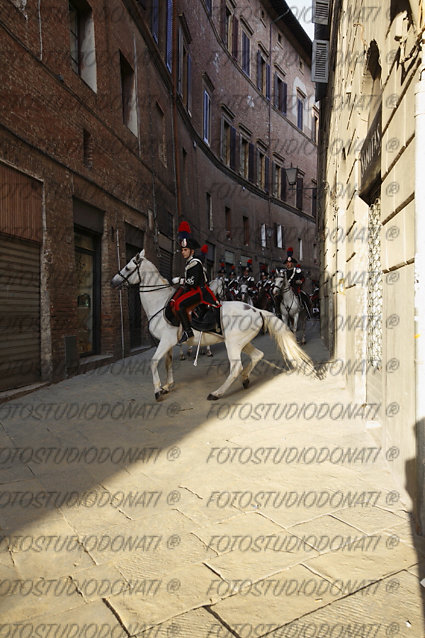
(211, 272, 320, 318)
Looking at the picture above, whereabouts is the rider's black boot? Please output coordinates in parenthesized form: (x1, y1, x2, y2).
(178, 311, 194, 343)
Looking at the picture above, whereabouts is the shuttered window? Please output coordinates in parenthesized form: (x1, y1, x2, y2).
(313, 0, 330, 25)
(312, 40, 329, 83)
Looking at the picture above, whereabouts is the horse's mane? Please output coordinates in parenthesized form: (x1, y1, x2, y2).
(144, 258, 172, 287)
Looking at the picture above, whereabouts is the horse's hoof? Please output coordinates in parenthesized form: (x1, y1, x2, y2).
(207, 352, 213, 357)
(161, 387, 169, 394)
(207, 393, 219, 401)
(155, 391, 163, 401)
(179, 355, 185, 361)
(242, 379, 250, 389)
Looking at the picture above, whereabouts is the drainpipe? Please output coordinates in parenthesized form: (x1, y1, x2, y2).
(415, 30, 425, 534)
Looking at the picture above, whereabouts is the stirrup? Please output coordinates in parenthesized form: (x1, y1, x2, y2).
(179, 329, 193, 344)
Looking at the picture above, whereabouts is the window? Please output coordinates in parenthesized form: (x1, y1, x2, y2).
(69, 0, 97, 91)
(297, 91, 305, 130)
(120, 52, 137, 135)
(83, 129, 93, 168)
(178, 25, 192, 112)
(275, 224, 283, 248)
(74, 228, 101, 356)
(298, 238, 303, 261)
(257, 149, 266, 189)
(166, 0, 173, 71)
(296, 174, 304, 210)
(242, 30, 250, 75)
(207, 192, 213, 230)
(260, 223, 266, 248)
(272, 162, 282, 198)
(223, 3, 237, 54)
(257, 50, 270, 98)
(243, 216, 249, 245)
(225, 207, 231, 240)
(240, 136, 249, 179)
(274, 74, 287, 114)
(151, 0, 159, 42)
(203, 89, 211, 144)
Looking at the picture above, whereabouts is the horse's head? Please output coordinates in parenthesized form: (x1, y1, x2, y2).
(111, 249, 146, 289)
(272, 271, 287, 297)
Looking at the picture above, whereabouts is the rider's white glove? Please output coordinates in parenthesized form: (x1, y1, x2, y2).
(172, 277, 184, 285)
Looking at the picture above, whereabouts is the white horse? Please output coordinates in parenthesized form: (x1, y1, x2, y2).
(178, 276, 226, 360)
(272, 270, 307, 345)
(111, 250, 314, 400)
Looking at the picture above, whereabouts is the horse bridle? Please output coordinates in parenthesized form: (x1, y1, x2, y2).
(116, 256, 172, 292)
(273, 269, 296, 314)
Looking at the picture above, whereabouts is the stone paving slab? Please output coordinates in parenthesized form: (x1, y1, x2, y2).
(206, 563, 344, 632)
(105, 563, 221, 630)
(263, 571, 423, 638)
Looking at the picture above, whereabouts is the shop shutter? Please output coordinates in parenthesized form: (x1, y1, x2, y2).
(0, 236, 40, 391)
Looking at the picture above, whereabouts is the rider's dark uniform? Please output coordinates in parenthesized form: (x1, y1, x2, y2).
(174, 250, 218, 342)
(286, 262, 311, 318)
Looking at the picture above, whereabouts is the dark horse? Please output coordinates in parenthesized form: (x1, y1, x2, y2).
(253, 286, 277, 313)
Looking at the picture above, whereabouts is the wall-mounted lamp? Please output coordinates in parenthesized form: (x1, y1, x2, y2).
(285, 166, 298, 187)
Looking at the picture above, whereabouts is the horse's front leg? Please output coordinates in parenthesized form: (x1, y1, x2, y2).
(151, 338, 175, 400)
(292, 311, 299, 340)
(162, 348, 174, 393)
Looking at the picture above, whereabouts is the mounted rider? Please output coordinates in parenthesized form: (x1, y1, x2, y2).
(238, 261, 255, 301)
(226, 266, 239, 300)
(172, 222, 219, 343)
(283, 247, 311, 318)
(257, 268, 271, 291)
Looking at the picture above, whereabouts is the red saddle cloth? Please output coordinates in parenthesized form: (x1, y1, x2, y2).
(167, 286, 220, 324)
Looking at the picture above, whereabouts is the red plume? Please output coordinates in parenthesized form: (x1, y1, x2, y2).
(247, 259, 252, 265)
(178, 221, 191, 234)
(201, 244, 208, 254)
(220, 262, 225, 267)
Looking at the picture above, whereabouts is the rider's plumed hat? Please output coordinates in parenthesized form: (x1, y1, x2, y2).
(178, 221, 199, 250)
(284, 247, 296, 265)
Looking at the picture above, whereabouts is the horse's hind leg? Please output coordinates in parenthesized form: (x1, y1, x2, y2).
(241, 342, 264, 389)
(207, 342, 244, 400)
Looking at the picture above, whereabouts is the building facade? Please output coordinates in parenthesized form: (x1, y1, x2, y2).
(0, 0, 318, 394)
(313, 0, 425, 527)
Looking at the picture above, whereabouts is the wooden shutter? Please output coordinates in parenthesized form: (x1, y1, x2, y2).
(230, 126, 237, 170)
(281, 169, 287, 200)
(265, 156, 270, 193)
(187, 53, 192, 112)
(248, 142, 255, 182)
(220, 0, 226, 41)
(313, 0, 330, 25)
(273, 73, 278, 109)
(256, 51, 262, 90)
(266, 64, 271, 100)
(312, 40, 329, 83)
(282, 82, 287, 113)
(232, 16, 238, 59)
(166, 0, 173, 70)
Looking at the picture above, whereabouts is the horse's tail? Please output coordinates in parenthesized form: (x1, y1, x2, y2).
(260, 311, 316, 376)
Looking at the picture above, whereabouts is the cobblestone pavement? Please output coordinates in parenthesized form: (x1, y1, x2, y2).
(0, 319, 424, 637)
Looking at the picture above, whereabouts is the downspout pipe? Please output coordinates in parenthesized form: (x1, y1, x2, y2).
(415, 30, 425, 534)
